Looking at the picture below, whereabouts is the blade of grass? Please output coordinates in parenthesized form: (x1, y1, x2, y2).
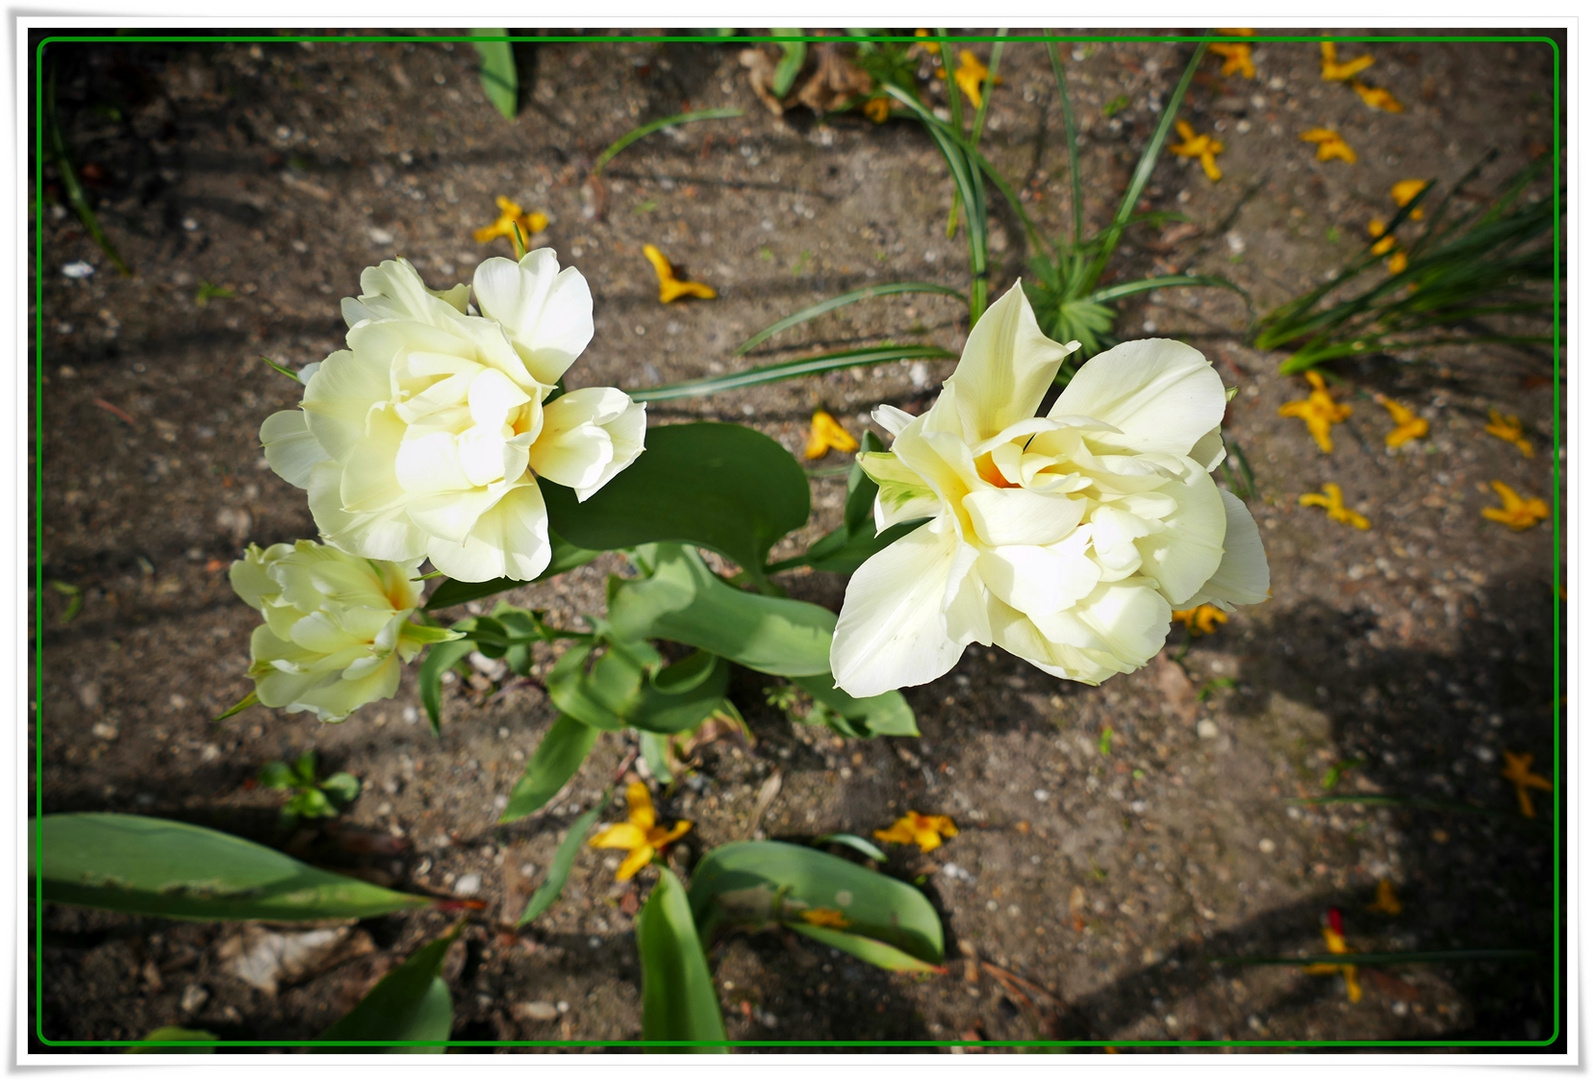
(517, 793, 609, 926)
(1086, 272, 1250, 314)
(968, 33, 1005, 147)
(1291, 793, 1547, 826)
(629, 344, 956, 402)
(1083, 41, 1206, 289)
(735, 282, 966, 355)
(1213, 948, 1537, 968)
(1045, 37, 1085, 250)
(45, 70, 132, 277)
(592, 108, 743, 178)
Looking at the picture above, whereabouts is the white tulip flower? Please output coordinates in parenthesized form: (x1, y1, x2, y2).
(229, 541, 460, 722)
(261, 252, 645, 582)
(829, 282, 1269, 698)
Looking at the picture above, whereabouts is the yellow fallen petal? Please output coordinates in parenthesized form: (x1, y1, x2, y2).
(1351, 81, 1404, 112)
(799, 907, 851, 929)
(1391, 179, 1427, 219)
(625, 780, 656, 831)
(590, 822, 649, 850)
(805, 409, 859, 459)
(615, 843, 656, 881)
(643, 243, 716, 303)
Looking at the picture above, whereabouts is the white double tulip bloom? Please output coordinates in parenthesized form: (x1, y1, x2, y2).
(830, 282, 1269, 698)
(261, 251, 645, 582)
(230, 541, 460, 722)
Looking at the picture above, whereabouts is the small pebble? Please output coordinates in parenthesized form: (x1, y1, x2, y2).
(515, 1001, 559, 1021)
(1258, 838, 1277, 854)
(454, 873, 482, 897)
(61, 261, 95, 278)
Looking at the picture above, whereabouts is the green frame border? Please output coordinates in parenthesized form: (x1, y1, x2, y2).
(29, 27, 1564, 1053)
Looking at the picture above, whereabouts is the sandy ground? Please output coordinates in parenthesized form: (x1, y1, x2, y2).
(30, 29, 1562, 1051)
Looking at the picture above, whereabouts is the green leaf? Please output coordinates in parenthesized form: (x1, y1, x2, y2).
(517, 799, 607, 926)
(545, 423, 809, 584)
(812, 832, 888, 861)
(640, 731, 676, 784)
(320, 772, 361, 806)
(418, 638, 476, 734)
(500, 715, 601, 823)
(257, 761, 297, 790)
(423, 531, 598, 610)
(771, 432, 931, 576)
(45, 70, 132, 276)
(545, 641, 641, 732)
(787, 922, 944, 973)
(470, 30, 518, 119)
(34, 814, 433, 921)
(735, 282, 966, 355)
(319, 923, 462, 1051)
(637, 867, 728, 1050)
(212, 690, 258, 723)
(286, 788, 335, 820)
(688, 840, 943, 965)
(591, 108, 743, 177)
(628, 344, 956, 402)
(770, 33, 807, 98)
(630, 651, 732, 735)
(607, 545, 835, 677)
(126, 1026, 216, 1053)
(792, 674, 917, 738)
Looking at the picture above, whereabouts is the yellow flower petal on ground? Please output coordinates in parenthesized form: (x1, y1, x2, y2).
(1501, 750, 1553, 818)
(1170, 120, 1225, 182)
(588, 781, 692, 880)
(1351, 81, 1404, 112)
(1374, 393, 1427, 447)
(914, 28, 941, 55)
(1391, 179, 1427, 219)
(1171, 603, 1228, 636)
(953, 50, 1000, 111)
(1367, 219, 1395, 256)
(863, 97, 891, 123)
(805, 409, 860, 459)
(642, 243, 716, 303)
(1481, 481, 1548, 531)
(1320, 42, 1375, 82)
(875, 811, 959, 853)
(799, 908, 851, 929)
(1386, 250, 1408, 274)
(1300, 128, 1357, 164)
(473, 195, 548, 246)
(1210, 42, 1255, 79)
(1485, 408, 1535, 458)
(1316, 926, 1363, 1002)
(1300, 483, 1370, 530)
(1367, 879, 1403, 916)
(1278, 371, 1352, 453)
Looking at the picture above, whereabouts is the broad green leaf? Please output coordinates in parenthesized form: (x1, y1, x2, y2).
(630, 652, 731, 735)
(688, 840, 942, 964)
(812, 832, 888, 862)
(126, 1026, 216, 1053)
(544, 423, 809, 583)
(500, 714, 601, 823)
(637, 867, 728, 1050)
(423, 531, 598, 611)
(607, 545, 834, 677)
(793, 674, 918, 738)
(319, 923, 462, 1051)
(517, 798, 607, 926)
(418, 638, 476, 734)
(470, 30, 518, 119)
(787, 922, 944, 973)
(545, 641, 640, 732)
(35, 814, 433, 921)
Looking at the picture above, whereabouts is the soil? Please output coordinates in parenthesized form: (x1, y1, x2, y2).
(29, 28, 1564, 1053)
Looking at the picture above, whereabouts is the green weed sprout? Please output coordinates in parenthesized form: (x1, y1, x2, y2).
(258, 750, 361, 826)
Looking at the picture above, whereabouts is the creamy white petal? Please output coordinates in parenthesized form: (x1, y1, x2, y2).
(423, 481, 551, 582)
(1134, 465, 1227, 606)
(872, 404, 916, 436)
(299, 347, 389, 461)
(341, 258, 467, 329)
(1190, 426, 1226, 473)
(942, 282, 1079, 442)
(527, 387, 646, 499)
(830, 521, 969, 698)
(260, 410, 328, 490)
(975, 528, 1099, 620)
(472, 250, 594, 386)
(307, 462, 427, 562)
(1051, 338, 1227, 459)
(406, 484, 506, 546)
(962, 486, 1086, 548)
(1182, 489, 1271, 610)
